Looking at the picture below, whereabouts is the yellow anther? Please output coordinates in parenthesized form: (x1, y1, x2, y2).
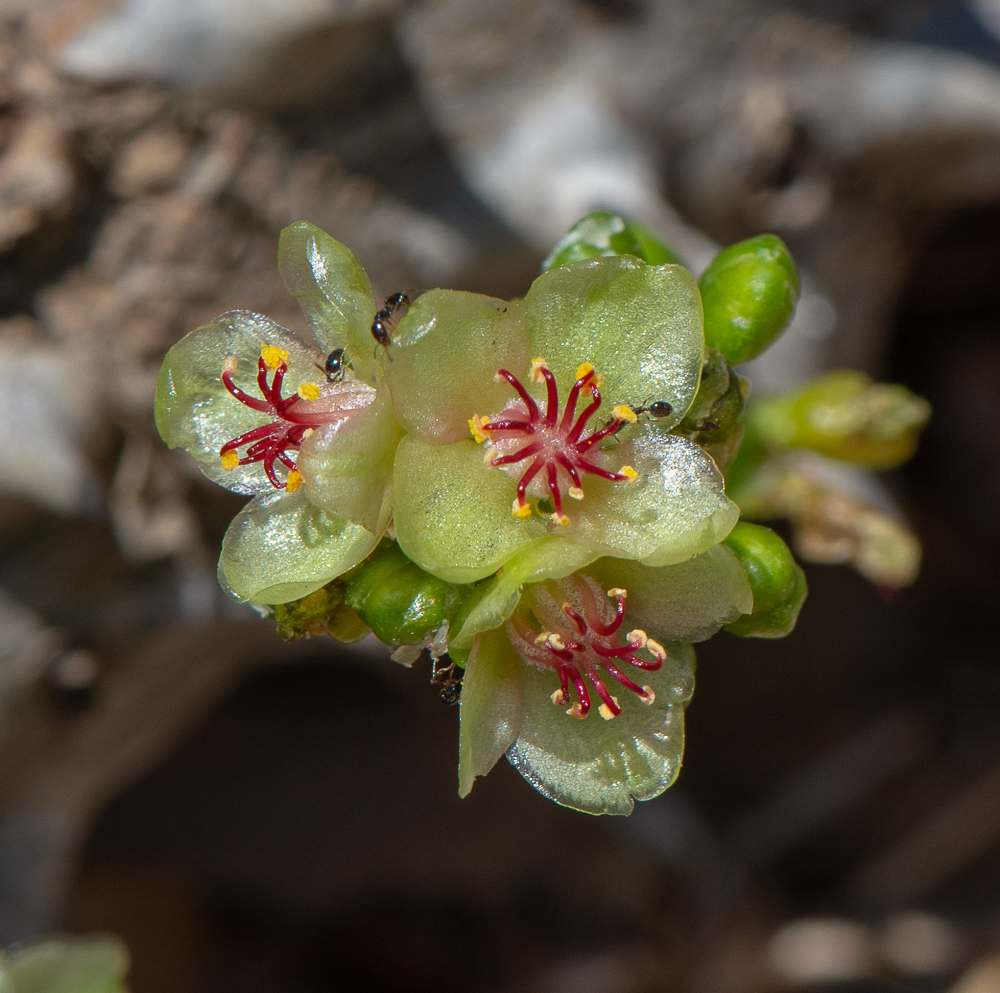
(607, 587, 628, 598)
(575, 361, 595, 381)
(550, 512, 570, 526)
(598, 698, 619, 720)
(566, 702, 587, 719)
(286, 470, 303, 492)
(640, 686, 656, 705)
(512, 499, 533, 519)
(222, 355, 238, 375)
(547, 632, 566, 650)
(469, 415, 492, 443)
(529, 357, 550, 382)
(646, 638, 667, 662)
(302, 428, 315, 440)
(550, 688, 569, 706)
(613, 404, 638, 424)
(620, 465, 638, 481)
(220, 450, 239, 470)
(298, 382, 321, 401)
(627, 629, 648, 648)
(568, 486, 585, 501)
(483, 445, 497, 465)
(261, 344, 289, 369)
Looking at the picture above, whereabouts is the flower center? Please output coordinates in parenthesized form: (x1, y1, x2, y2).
(507, 575, 664, 720)
(470, 359, 637, 525)
(219, 345, 353, 491)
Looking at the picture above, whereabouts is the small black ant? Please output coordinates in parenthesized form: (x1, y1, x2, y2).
(632, 400, 674, 420)
(371, 292, 410, 352)
(430, 652, 462, 705)
(315, 347, 348, 382)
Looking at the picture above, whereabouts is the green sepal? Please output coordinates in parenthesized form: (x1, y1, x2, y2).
(277, 222, 378, 384)
(1, 937, 129, 993)
(343, 540, 468, 646)
(542, 211, 680, 270)
(219, 488, 379, 604)
(700, 234, 799, 365)
(507, 640, 696, 815)
(725, 563, 807, 638)
(722, 522, 796, 615)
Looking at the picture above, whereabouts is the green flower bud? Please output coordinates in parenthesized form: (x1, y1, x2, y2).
(700, 234, 800, 364)
(344, 541, 468, 646)
(722, 522, 796, 615)
(747, 370, 931, 469)
(725, 564, 807, 639)
(542, 211, 680, 271)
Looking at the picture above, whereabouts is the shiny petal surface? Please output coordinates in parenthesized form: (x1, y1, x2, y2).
(458, 626, 526, 797)
(507, 640, 696, 815)
(590, 545, 752, 643)
(451, 537, 599, 648)
(393, 435, 548, 583)
(155, 311, 319, 494)
(278, 222, 377, 383)
(220, 488, 378, 604)
(524, 257, 704, 429)
(384, 289, 530, 443)
(299, 380, 402, 534)
(562, 431, 740, 565)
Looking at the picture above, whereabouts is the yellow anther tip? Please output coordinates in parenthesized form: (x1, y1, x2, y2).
(222, 356, 238, 375)
(608, 587, 628, 598)
(550, 512, 570, 526)
(220, 450, 239, 470)
(627, 628, 648, 648)
(620, 465, 638, 481)
(641, 686, 656, 705)
(260, 344, 289, 369)
(512, 499, 533, 519)
(647, 638, 667, 660)
(469, 415, 490, 443)
(529, 357, 550, 382)
(286, 469, 303, 492)
(568, 486, 585, 501)
(298, 382, 321, 401)
(566, 703, 587, 719)
(613, 404, 638, 424)
(598, 699, 619, 721)
(550, 688, 568, 706)
(575, 361, 595, 381)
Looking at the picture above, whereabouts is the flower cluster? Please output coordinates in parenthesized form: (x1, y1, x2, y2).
(157, 213, 813, 814)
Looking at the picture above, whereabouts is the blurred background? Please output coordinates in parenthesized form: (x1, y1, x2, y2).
(0, 0, 999, 990)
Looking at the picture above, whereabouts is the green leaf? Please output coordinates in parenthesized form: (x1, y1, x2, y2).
(4, 937, 129, 993)
(219, 488, 379, 604)
(392, 435, 548, 583)
(458, 626, 526, 797)
(524, 255, 704, 431)
(278, 222, 378, 384)
(450, 537, 600, 648)
(507, 640, 696, 815)
(299, 380, 401, 534)
(589, 544, 753, 642)
(383, 289, 530, 444)
(725, 563, 807, 638)
(155, 312, 318, 494)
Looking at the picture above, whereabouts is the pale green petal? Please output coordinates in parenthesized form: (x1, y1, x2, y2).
(155, 311, 319, 494)
(393, 435, 547, 582)
(299, 380, 402, 534)
(458, 626, 526, 797)
(5, 937, 129, 993)
(562, 432, 739, 565)
(523, 256, 704, 429)
(220, 488, 378, 604)
(451, 537, 599, 648)
(383, 289, 530, 443)
(278, 222, 377, 383)
(589, 545, 752, 642)
(507, 640, 695, 815)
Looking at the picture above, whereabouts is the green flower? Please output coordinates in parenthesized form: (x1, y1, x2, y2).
(457, 545, 752, 814)
(387, 255, 740, 584)
(155, 223, 401, 604)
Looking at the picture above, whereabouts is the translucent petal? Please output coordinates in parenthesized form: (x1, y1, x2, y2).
(561, 431, 740, 565)
(277, 222, 378, 383)
(458, 626, 526, 797)
(393, 435, 547, 583)
(219, 488, 378, 604)
(299, 380, 402, 534)
(589, 545, 752, 643)
(383, 289, 530, 443)
(524, 257, 704, 429)
(155, 311, 318, 494)
(507, 640, 696, 815)
(450, 537, 599, 648)
(5, 936, 129, 993)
